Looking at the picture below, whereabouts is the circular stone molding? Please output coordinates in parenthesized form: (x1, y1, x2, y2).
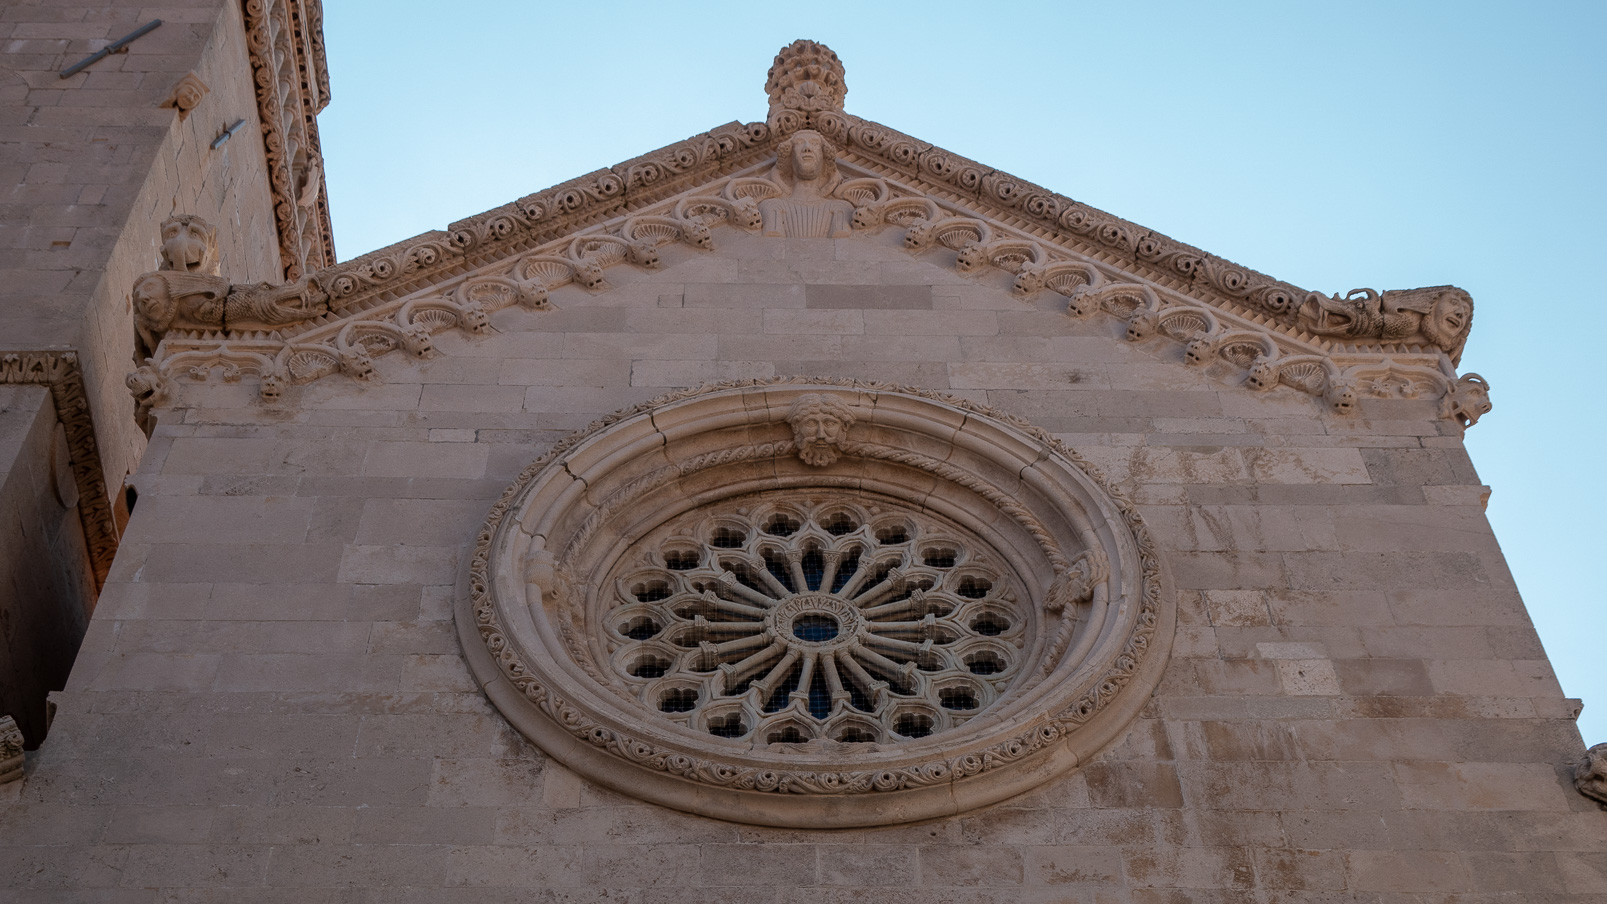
(459, 379, 1173, 827)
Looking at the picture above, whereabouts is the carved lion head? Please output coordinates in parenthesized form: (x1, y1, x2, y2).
(158, 214, 219, 275)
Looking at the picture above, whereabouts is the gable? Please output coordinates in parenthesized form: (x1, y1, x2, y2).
(129, 40, 1490, 430)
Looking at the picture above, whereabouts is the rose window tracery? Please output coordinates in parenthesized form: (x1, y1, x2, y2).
(462, 380, 1172, 827)
(605, 497, 1029, 746)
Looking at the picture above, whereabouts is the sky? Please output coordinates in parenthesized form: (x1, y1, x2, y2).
(317, 1, 1606, 745)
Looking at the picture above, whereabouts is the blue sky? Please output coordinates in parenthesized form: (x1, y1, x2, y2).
(317, 1, 1606, 744)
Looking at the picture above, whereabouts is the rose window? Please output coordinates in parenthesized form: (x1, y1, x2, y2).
(463, 381, 1170, 827)
(605, 496, 1029, 746)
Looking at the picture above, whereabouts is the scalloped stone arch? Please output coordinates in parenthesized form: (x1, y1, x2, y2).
(458, 378, 1175, 827)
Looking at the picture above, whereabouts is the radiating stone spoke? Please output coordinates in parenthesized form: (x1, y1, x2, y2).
(610, 498, 1025, 744)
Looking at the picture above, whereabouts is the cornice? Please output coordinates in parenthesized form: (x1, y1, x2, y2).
(137, 39, 1491, 428)
(1, 351, 118, 589)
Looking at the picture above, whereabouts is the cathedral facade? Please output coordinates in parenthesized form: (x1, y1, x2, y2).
(2, 4, 1605, 899)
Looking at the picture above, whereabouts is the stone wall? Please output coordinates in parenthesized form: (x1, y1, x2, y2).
(3, 230, 1600, 898)
(0, 385, 94, 746)
(0, 0, 282, 741)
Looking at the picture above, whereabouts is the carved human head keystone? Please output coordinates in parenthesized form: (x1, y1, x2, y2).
(786, 392, 855, 467)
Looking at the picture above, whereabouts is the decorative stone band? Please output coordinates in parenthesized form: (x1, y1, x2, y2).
(457, 378, 1174, 827)
(242, 0, 335, 281)
(0, 351, 118, 589)
(136, 152, 1492, 426)
(132, 49, 1475, 366)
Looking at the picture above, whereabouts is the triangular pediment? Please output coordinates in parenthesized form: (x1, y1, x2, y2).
(133, 41, 1488, 428)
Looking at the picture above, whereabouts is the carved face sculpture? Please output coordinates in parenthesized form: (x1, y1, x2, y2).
(786, 393, 855, 467)
(792, 132, 823, 181)
(174, 82, 204, 111)
(158, 215, 218, 274)
(132, 274, 176, 333)
(774, 130, 837, 189)
(1421, 290, 1474, 349)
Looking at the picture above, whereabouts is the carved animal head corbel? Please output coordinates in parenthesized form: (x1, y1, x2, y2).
(1183, 333, 1218, 367)
(1013, 267, 1047, 297)
(1244, 355, 1281, 391)
(1443, 373, 1492, 428)
(1576, 743, 1607, 809)
(337, 346, 375, 381)
(125, 359, 171, 436)
(1124, 308, 1160, 342)
(259, 367, 286, 403)
(573, 260, 607, 291)
(1064, 286, 1099, 318)
(1324, 377, 1358, 414)
(850, 205, 884, 230)
(903, 222, 939, 251)
(457, 301, 491, 334)
(515, 282, 551, 310)
(627, 241, 661, 269)
(158, 214, 220, 274)
(954, 242, 989, 273)
(400, 323, 434, 358)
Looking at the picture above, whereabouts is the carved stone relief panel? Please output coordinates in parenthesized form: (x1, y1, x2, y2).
(459, 379, 1173, 827)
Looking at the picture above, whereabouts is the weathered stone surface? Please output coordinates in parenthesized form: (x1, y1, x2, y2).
(0, 27, 1598, 904)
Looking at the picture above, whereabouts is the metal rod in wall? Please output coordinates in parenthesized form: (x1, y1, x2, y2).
(59, 20, 163, 79)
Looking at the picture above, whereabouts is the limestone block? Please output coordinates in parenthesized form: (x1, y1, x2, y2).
(362, 441, 488, 479)
(1125, 845, 1255, 890)
(1025, 844, 1126, 886)
(918, 844, 1024, 887)
(805, 284, 932, 310)
(948, 362, 1108, 391)
(629, 359, 776, 387)
(419, 384, 525, 413)
(863, 308, 999, 336)
(1395, 762, 1574, 811)
(1202, 590, 1272, 626)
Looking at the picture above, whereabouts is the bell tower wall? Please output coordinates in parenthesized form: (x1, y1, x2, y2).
(0, 0, 286, 745)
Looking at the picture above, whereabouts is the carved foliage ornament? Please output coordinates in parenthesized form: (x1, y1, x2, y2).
(133, 41, 1487, 425)
(242, 0, 334, 279)
(458, 379, 1173, 827)
(765, 39, 846, 115)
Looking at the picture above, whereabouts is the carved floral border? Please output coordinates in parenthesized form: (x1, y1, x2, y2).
(0, 351, 118, 589)
(140, 147, 1491, 426)
(242, 0, 335, 281)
